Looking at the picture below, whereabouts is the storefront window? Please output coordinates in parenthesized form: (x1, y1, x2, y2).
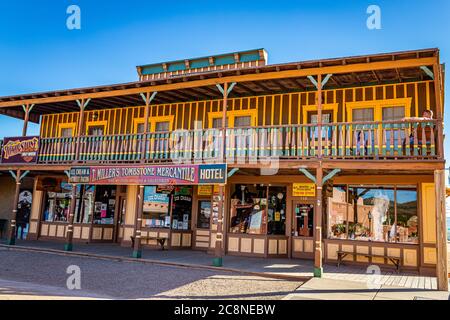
(171, 186, 192, 230)
(197, 200, 211, 229)
(230, 185, 267, 234)
(396, 187, 419, 244)
(328, 185, 348, 239)
(327, 185, 418, 243)
(74, 185, 95, 224)
(143, 186, 171, 228)
(93, 186, 116, 225)
(229, 184, 287, 235)
(267, 187, 286, 235)
(43, 183, 73, 222)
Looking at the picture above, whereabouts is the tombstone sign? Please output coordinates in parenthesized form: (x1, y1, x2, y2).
(68, 164, 227, 185)
(1, 136, 39, 164)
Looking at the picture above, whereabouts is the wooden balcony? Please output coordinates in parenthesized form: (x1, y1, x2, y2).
(31, 119, 441, 166)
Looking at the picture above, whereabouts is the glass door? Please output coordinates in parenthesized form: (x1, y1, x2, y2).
(293, 202, 314, 237)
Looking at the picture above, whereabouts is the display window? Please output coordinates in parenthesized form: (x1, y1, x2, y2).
(229, 184, 286, 235)
(142, 185, 194, 230)
(43, 184, 117, 225)
(197, 200, 211, 229)
(93, 186, 117, 225)
(74, 185, 95, 224)
(327, 184, 418, 244)
(171, 186, 192, 231)
(43, 183, 75, 222)
(143, 186, 171, 228)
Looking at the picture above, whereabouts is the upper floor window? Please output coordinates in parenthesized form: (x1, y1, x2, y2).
(234, 116, 252, 127)
(352, 108, 374, 122)
(209, 110, 257, 129)
(133, 116, 174, 134)
(155, 121, 170, 132)
(88, 125, 105, 136)
(61, 127, 74, 137)
(382, 106, 405, 121)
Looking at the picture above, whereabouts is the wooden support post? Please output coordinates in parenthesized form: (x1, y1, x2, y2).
(133, 185, 145, 258)
(64, 184, 77, 251)
(314, 165, 323, 277)
(213, 185, 225, 267)
(317, 74, 323, 158)
(212, 82, 230, 267)
(434, 170, 448, 291)
(7, 170, 22, 245)
(21, 104, 34, 136)
(142, 92, 151, 162)
(221, 82, 229, 162)
(433, 62, 444, 159)
(75, 99, 88, 162)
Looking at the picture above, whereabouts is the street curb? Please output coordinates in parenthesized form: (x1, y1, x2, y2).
(0, 244, 311, 282)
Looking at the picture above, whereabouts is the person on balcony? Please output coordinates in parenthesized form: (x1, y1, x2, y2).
(402, 110, 434, 155)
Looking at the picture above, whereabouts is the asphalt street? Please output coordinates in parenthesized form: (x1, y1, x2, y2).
(0, 248, 303, 300)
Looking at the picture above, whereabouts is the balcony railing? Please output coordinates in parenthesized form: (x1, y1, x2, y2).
(34, 119, 440, 165)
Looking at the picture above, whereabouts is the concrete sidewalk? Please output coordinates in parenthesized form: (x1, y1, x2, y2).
(1, 239, 447, 291)
(284, 277, 450, 300)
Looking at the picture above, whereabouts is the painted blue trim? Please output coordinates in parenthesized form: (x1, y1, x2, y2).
(141, 65, 165, 75)
(299, 168, 316, 184)
(240, 52, 260, 63)
(167, 62, 186, 72)
(215, 55, 235, 66)
(190, 59, 211, 68)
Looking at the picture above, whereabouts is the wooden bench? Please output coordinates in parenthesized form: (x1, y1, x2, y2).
(337, 250, 401, 272)
(130, 236, 167, 250)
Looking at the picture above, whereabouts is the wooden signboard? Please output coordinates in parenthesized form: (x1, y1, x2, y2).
(293, 183, 316, 197)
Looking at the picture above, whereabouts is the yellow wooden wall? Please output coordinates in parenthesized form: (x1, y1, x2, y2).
(40, 80, 435, 138)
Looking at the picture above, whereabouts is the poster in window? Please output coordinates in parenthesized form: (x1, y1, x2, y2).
(248, 211, 263, 234)
(143, 186, 170, 214)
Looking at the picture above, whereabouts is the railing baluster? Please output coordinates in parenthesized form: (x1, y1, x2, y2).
(429, 122, 435, 156)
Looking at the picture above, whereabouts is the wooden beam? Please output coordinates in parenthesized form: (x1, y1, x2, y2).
(0, 57, 437, 108)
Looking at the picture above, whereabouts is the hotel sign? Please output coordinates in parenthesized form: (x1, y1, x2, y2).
(69, 164, 227, 186)
(1, 136, 39, 164)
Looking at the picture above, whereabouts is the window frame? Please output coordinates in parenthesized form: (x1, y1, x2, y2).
(302, 103, 339, 125)
(327, 183, 419, 244)
(346, 98, 412, 123)
(133, 115, 174, 133)
(85, 120, 108, 135)
(57, 123, 77, 137)
(208, 109, 258, 128)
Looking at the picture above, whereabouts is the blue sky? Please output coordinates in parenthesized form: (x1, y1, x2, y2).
(0, 0, 449, 173)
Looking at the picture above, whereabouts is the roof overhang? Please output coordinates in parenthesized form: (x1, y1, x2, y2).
(0, 48, 440, 123)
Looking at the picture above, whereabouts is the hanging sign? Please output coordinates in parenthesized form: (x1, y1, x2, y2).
(1, 136, 39, 164)
(69, 164, 227, 185)
(293, 183, 316, 197)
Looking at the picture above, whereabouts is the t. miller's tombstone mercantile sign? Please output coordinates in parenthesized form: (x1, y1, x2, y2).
(1, 136, 39, 164)
(69, 164, 227, 185)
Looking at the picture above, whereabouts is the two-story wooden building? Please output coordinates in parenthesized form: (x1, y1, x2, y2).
(0, 48, 447, 289)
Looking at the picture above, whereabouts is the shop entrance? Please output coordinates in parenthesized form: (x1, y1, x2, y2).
(291, 201, 315, 259)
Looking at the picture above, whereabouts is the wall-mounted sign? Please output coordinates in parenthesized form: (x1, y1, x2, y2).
(69, 164, 227, 185)
(1, 136, 39, 164)
(198, 185, 213, 196)
(293, 183, 316, 197)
